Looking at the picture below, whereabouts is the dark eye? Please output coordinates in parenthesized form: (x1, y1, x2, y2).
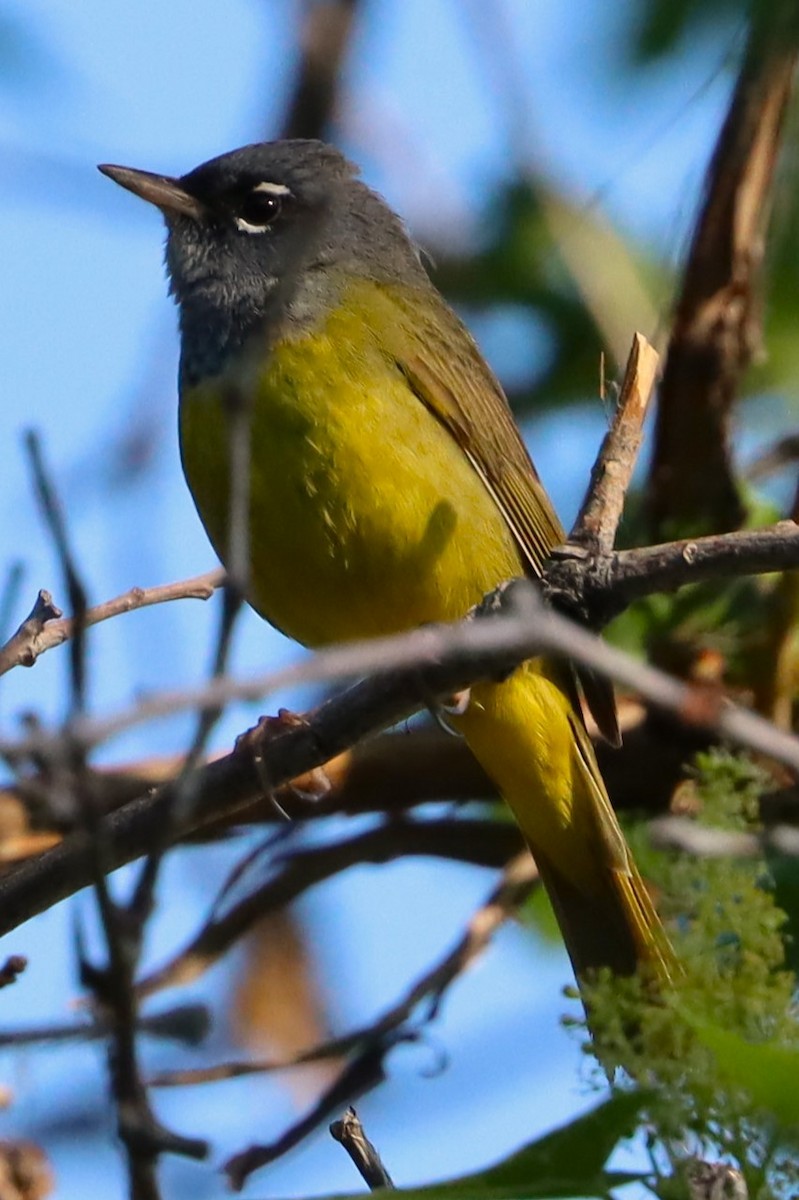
(235, 184, 289, 233)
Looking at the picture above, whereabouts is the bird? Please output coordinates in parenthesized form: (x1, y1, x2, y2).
(99, 140, 674, 987)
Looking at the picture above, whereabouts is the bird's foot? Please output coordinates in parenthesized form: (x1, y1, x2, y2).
(427, 687, 471, 736)
(234, 708, 332, 819)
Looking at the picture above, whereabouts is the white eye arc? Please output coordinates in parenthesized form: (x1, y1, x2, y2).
(235, 181, 291, 234)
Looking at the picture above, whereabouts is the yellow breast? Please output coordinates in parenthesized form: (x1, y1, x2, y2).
(179, 283, 524, 647)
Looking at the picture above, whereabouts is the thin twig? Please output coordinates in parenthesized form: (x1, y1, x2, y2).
(2, 515, 796, 743)
(224, 1038, 391, 1192)
(0, 563, 26, 646)
(147, 854, 535, 1099)
(330, 1108, 394, 1191)
(570, 332, 660, 554)
(547, 521, 799, 622)
(148, 852, 537, 1091)
(0, 515, 795, 758)
(0, 700, 696, 855)
(0, 570, 223, 679)
(747, 433, 799, 481)
(0, 1003, 209, 1049)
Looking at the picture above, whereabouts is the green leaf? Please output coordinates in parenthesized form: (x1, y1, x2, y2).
(688, 1013, 799, 1132)
(312, 1092, 648, 1200)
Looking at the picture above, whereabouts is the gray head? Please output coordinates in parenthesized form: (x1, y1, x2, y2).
(99, 139, 429, 383)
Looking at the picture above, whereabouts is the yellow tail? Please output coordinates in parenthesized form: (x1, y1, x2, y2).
(453, 661, 675, 984)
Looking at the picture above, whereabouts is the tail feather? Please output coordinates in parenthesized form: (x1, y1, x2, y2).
(532, 844, 675, 984)
(455, 667, 677, 988)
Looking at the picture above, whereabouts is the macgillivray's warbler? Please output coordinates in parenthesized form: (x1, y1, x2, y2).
(99, 140, 675, 987)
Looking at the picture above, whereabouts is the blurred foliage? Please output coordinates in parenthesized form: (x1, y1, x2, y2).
(631, 0, 745, 62)
(433, 179, 666, 417)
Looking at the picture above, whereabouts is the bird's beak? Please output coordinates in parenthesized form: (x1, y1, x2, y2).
(98, 164, 205, 220)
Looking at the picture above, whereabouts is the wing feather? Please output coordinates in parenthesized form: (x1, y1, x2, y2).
(381, 283, 620, 743)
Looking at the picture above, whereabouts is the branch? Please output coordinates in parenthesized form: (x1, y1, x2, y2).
(24, 432, 208, 1197)
(330, 1108, 394, 1191)
(0, 702, 702, 859)
(0, 1003, 209, 1049)
(4, 509, 794, 760)
(649, 6, 799, 535)
(224, 1037, 390, 1192)
(147, 854, 534, 1094)
(570, 332, 659, 554)
(547, 521, 799, 623)
(0, 569, 223, 679)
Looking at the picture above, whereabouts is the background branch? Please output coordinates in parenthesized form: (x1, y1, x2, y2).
(222, 854, 536, 1189)
(648, 5, 799, 535)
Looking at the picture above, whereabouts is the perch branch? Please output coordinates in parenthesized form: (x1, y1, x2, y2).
(4, 574, 799, 938)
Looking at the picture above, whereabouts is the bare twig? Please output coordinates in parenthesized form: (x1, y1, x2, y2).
(0, 1003, 209, 1049)
(0, 570, 223, 679)
(0, 514, 795, 760)
(2, 514, 796, 731)
(570, 333, 660, 554)
(0, 563, 25, 645)
(224, 1037, 391, 1192)
(649, 6, 799, 535)
(330, 1108, 394, 1191)
(0, 700, 697, 856)
(547, 521, 799, 623)
(747, 433, 799, 482)
(149, 853, 536, 1092)
(563, 331, 659, 744)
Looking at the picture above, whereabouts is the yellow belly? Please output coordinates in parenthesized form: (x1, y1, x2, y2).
(179, 302, 524, 647)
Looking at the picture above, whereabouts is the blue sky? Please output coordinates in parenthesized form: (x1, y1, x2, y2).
(0, 3, 741, 1197)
